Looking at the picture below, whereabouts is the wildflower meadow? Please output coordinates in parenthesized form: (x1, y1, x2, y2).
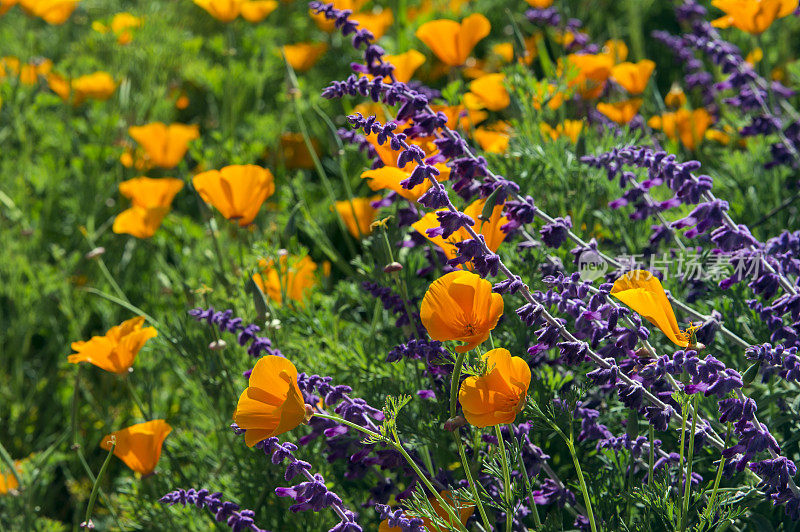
(4, 0, 800, 530)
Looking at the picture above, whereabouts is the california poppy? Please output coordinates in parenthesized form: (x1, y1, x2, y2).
(459, 347, 531, 427)
(610, 270, 690, 347)
(596, 99, 642, 125)
(193, 165, 274, 226)
(563, 53, 614, 99)
(253, 254, 317, 306)
(540, 120, 583, 144)
(240, 0, 277, 22)
(279, 133, 318, 169)
(18, 58, 52, 85)
(128, 122, 199, 169)
(233, 355, 309, 447)
(603, 39, 629, 63)
(0, 462, 20, 495)
(68, 316, 158, 373)
(464, 73, 510, 111)
(335, 196, 380, 239)
(310, 0, 366, 31)
(610, 60, 655, 95)
(283, 43, 328, 72)
(355, 8, 393, 40)
(100, 420, 172, 475)
(413, 199, 508, 265)
(420, 270, 504, 353)
(71, 72, 117, 104)
(20, 0, 78, 24)
(0, 0, 16, 16)
(524, 0, 553, 7)
(94, 12, 142, 44)
(193, 0, 243, 21)
(647, 108, 713, 151)
(383, 50, 426, 83)
(113, 177, 184, 238)
(532, 83, 566, 111)
(711, 0, 796, 34)
(379, 491, 474, 531)
(473, 123, 511, 153)
(430, 104, 488, 130)
(415, 14, 491, 66)
(664, 85, 686, 109)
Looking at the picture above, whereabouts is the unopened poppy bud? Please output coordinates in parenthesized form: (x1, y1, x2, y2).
(209, 339, 227, 351)
(85, 247, 106, 259)
(444, 416, 467, 432)
(304, 404, 315, 423)
(383, 262, 403, 273)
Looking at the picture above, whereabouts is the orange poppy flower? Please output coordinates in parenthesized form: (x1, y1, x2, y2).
(610, 270, 690, 347)
(283, 43, 328, 72)
(193, 165, 274, 226)
(240, 0, 277, 22)
(0, 56, 20, 79)
(524, 0, 553, 6)
(233, 355, 309, 447)
(68, 316, 158, 373)
(532, 83, 566, 111)
(18, 58, 52, 85)
(415, 14, 491, 66)
(464, 73, 510, 111)
(420, 270, 504, 353)
(20, 0, 78, 24)
(0, 462, 20, 495)
(473, 123, 511, 153)
(563, 53, 614, 99)
(383, 50, 426, 83)
(379, 491, 474, 531)
(610, 60, 655, 95)
(603, 39, 629, 63)
(193, 0, 243, 21)
(113, 177, 184, 238)
(279, 133, 319, 169)
(310, 0, 366, 31)
(0, 0, 17, 16)
(596, 99, 642, 125)
(711, 0, 796, 34)
(647, 108, 713, 151)
(335, 196, 380, 239)
(430, 104, 488, 130)
(361, 166, 432, 202)
(355, 9, 393, 40)
(540, 120, 583, 144)
(413, 199, 508, 265)
(253, 254, 317, 306)
(100, 420, 172, 475)
(459, 347, 531, 427)
(665, 85, 686, 109)
(128, 122, 199, 169)
(71, 72, 117, 104)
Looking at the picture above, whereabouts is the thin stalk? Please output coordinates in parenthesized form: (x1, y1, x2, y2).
(125, 375, 152, 420)
(513, 434, 542, 529)
(704, 424, 732, 526)
(494, 425, 514, 532)
(678, 397, 689, 506)
(0, 439, 21, 490)
(564, 435, 598, 532)
(648, 424, 655, 487)
(681, 395, 699, 531)
(82, 442, 116, 528)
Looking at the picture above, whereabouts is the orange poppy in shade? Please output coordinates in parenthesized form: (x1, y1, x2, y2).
(540, 120, 583, 144)
(71, 72, 117, 104)
(383, 50, 426, 83)
(0, 462, 20, 495)
(596, 99, 642, 125)
(193, 165, 275, 226)
(379, 491, 474, 531)
(415, 14, 491, 66)
(420, 270, 504, 353)
(524, 0, 553, 6)
(711, 0, 796, 34)
(464, 73, 510, 111)
(240, 0, 277, 22)
(355, 8, 393, 40)
(603, 39, 629, 63)
(279, 133, 319, 169)
(283, 43, 328, 72)
(563, 53, 614, 99)
(665, 85, 686, 109)
(113, 177, 184, 238)
(647, 108, 713, 151)
(193, 0, 243, 21)
(18, 58, 52, 85)
(68, 316, 158, 373)
(610, 270, 690, 347)
(610, 60, 655, 95)
(100, 420, 172, 475)
(128, 122, 199, 169)
(253, 254, 317, 306)
(473, 123, 511, 153)
(20, 0, 78, 24)
(459, 347, 531, 427)
(233, 355, 309, 447)
(335, 196, 380, 239)
(413, 199, 508, 265)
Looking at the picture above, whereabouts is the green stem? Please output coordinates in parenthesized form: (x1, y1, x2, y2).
(125, 375, 152, 420)
(678, 397, 689, 524)
(565, 436, 598, 532)
(494, 425, 514, 532)
(82, 230, 128, 303)
(681, 396, 699, 531)
(648, 424, 655, 487)
(450, 351, 467, 418)
(0, 439, 21, 490)
(82, 442, 116, 528)
(515, 439, 542, 530)
(704, 423, 732, 527)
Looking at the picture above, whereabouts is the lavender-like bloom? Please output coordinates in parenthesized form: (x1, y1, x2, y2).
(531, 478, 576, 507)
(160, 488, 268, 532)
(189, 307, 282, 358)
